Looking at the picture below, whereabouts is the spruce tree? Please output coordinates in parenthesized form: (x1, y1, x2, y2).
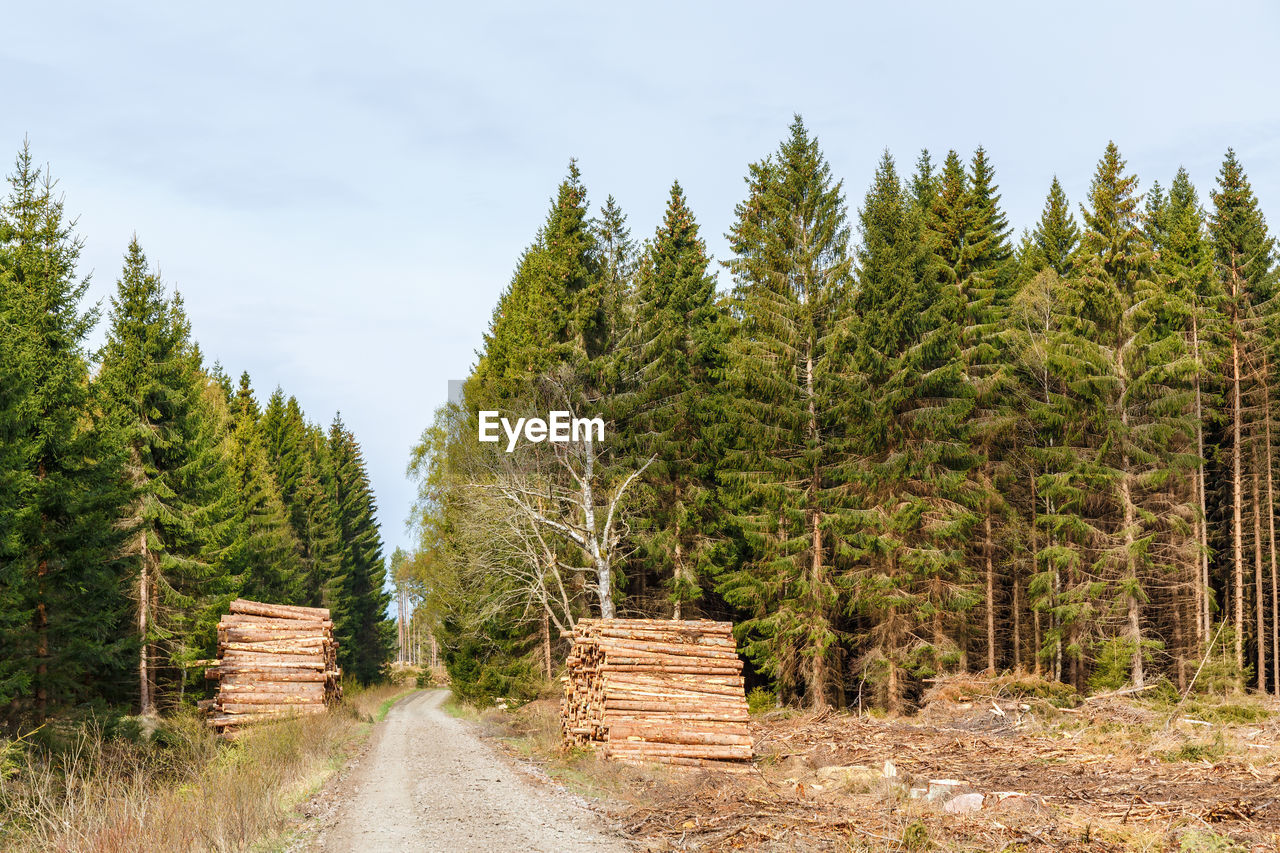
(97, 239, 236, 712)
(625, 181, 728, 617)
(719, 116, 856, 708)
(1029, 177, 1081, 277)
(474, 162, 601, 403)
(910, 149, 939, 215)
(933, 146, 1016, 672)
(0, 216, 35, 713)
(1209, 150, 1278, 690)
(327, 415, 394, 682)
(850, 150, 974, 707)
(1059, 142, 1194, 687)
(1012, 178, 1084, 681)
(1149, 169, 1223, 672)
(0, 144, 131, 721)
(225, 373, 304, 604)
(593, 194, 636, 353)
(261, 392, 341, 607)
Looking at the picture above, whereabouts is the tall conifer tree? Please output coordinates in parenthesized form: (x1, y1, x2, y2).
(1058, 143, 1194, 687)
(850, 151, 974, 707)
(98, 239, 236, 712)
(1030, 177, 1081, 277)
(226, 373, 304, 604)
(625, 181, 728, 617)
(1209, 150, 1278, 690)
(720, 117, 855, 708)
(0, 144, 131, 721)
(328, 415, 394, 682)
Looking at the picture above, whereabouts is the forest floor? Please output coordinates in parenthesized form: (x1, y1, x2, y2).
(481, 675, 1280, 852)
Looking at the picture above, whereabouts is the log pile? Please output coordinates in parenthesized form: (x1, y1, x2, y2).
(204, 599, 341, 733)
(561, 618, 752, 768)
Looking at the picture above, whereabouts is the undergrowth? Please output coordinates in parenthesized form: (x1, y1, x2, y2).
(0, 682, 406, 853)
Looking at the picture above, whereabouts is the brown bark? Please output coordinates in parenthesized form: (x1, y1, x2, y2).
(1030, 470, 1042, 678)
(986, 509, 996, 674)
(229, 599, 331, 620)
(672, 525, 683, 621)
(1265, 353, 1279, 695)
(139, 529, 154, 716)
(1255, 447, 1267, 691)
(1193, 313, 1211, 644)
(1232, 300, 1246, 686)
(1117, 347, 1143, 687)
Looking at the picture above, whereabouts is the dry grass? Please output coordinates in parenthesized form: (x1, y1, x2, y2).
(475, 681, 1280, 852)
(0, 683, 407, 853)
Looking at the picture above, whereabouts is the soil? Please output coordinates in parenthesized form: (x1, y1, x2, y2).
(305, 689, 632, 853)
(603, 686, 1280, 851)
(291, 681, 1280, 852)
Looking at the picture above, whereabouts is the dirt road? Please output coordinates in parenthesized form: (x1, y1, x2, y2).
(317, 689, 629, 853)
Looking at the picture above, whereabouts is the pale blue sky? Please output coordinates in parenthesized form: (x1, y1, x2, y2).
(4, 1, 1279, 558)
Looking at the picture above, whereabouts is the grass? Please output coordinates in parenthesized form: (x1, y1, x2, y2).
(441, 694, 482, 722)
(0, 683, 408, 853)
(373, 689, 414, 723)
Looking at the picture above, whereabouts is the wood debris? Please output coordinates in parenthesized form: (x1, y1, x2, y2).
(561, 618, 752, 767)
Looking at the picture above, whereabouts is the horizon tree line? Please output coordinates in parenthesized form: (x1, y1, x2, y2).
(0, 141, 395, 728)
(407, 116, 1280, 710)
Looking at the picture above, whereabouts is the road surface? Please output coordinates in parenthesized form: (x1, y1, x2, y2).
(317, 689, 630, 852)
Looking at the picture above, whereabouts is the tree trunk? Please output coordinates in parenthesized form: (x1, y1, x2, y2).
(1012, 555, 1023, 674)
(810, 508, 828, 709)
(805, 345, 829, 710)
(1174, 583, 1187, 691)
(1193, 314, 1211, 644)
(1121, 474, 1144, 687)
(1232, 312, 1246, 687)
(398, 591, 404, 664)
(986, 507, 996, 674)
(1029, 471, 1040, 678)
(672, 532, 683, 621)
(1255, 447, 1267, 692)
(35, 558, 47, 720)
(541, 610, 552, 678)
(1117, 348, 1143, 688)
(139, 529, 154, 716)
(1264, 353, 1279, 695)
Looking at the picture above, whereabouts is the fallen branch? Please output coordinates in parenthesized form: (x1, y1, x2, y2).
(1084, 683, 1158, 702)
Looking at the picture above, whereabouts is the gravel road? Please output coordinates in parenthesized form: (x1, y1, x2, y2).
(317, 689, 630, 853)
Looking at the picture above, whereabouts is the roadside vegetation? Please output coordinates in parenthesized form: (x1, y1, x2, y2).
(0, 683, 407, 853)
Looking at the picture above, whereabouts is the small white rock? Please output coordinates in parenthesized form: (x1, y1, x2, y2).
(943, 792, 984, 814)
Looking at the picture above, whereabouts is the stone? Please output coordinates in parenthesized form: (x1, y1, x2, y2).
(926, 779, 970, 802)
(943, 792, 984, 814)
(814, 764, 884, 791)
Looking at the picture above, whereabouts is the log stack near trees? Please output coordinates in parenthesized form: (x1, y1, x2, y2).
(204, 599, 342, 733)
(561, 619, 752, 767)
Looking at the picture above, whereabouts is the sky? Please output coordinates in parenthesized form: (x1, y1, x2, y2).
(3, 0, 1279, 560)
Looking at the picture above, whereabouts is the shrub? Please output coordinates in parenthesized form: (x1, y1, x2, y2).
(746, 686, 776, 715)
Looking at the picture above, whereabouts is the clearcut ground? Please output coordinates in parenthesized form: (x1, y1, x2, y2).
(312, 689, 630, 853)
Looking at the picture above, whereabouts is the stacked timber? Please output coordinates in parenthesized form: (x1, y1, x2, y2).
(561, 618, 752, 768)
(204, 599, 341, 733)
